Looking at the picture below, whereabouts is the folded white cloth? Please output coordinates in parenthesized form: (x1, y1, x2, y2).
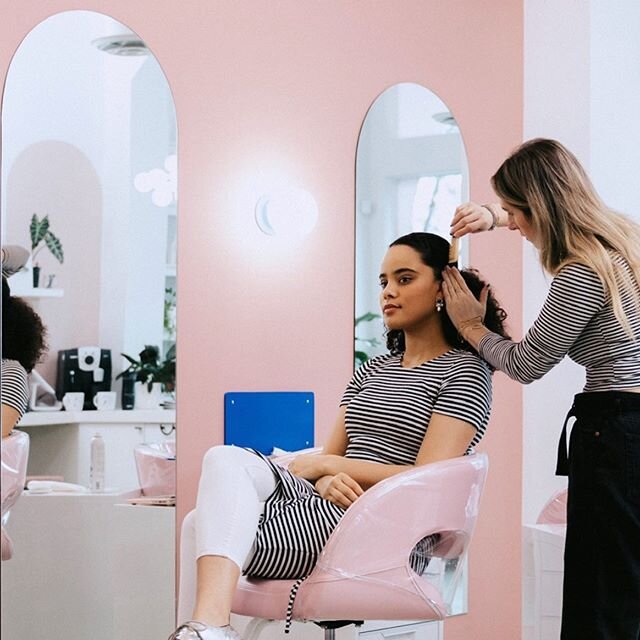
(27, 480, 88, 494)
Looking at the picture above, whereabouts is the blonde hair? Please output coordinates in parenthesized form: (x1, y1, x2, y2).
(491, 138, 640, 336)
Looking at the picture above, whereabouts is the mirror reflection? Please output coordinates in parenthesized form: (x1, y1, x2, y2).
(355, 83, 470, 614)
(355, 82, 468, 366)
(1, 11, 177, 640)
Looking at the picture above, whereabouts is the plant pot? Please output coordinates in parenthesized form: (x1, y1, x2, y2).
(134, 382, 162, 410)
(32, 265, 41, 288)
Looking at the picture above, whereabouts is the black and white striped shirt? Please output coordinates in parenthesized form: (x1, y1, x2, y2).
(479, 256, 640, 391)
(1, 358, 29, 419)
(244, 349, 492, 582)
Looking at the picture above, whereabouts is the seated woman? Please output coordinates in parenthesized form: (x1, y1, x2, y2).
(171, 232, 509, 640)
(2, 276, 48, 438)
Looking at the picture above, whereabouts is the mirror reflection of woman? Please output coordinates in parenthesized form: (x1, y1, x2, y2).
(170, 233, 509, 640)
(444, 138, 640, 640)
(2, 248, 48, 438)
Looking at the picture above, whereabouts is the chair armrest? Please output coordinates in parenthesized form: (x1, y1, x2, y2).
(2, 430, 30, 518)
(313, 453, 488, 577)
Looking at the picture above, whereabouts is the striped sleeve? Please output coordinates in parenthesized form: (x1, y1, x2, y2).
(1, 359, 29, 418)
(432, 355, 492, 431)
(339, 354, 389, 406)
(478, 262, 605, 383)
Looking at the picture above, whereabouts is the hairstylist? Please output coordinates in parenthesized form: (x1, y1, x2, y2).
(443, 138, 640, 640)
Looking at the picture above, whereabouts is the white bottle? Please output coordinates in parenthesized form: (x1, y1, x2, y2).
(89, 433, 105, 492)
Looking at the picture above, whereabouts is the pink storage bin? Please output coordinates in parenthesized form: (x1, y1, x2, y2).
(134, 441, 176, 497)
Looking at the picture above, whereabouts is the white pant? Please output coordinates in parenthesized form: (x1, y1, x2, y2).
(178, 445, 277, 621)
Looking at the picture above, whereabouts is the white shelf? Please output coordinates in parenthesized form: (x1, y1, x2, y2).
(18, 408, 176, 427)
(9, 286, 64, 299)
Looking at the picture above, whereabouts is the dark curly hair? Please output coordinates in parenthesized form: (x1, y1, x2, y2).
(385, 232, 510, 356)
(2, 276, 48, 372)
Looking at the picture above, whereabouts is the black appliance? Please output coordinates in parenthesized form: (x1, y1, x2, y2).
(121, 371, 136, 410)
(56, 347, 112, 410)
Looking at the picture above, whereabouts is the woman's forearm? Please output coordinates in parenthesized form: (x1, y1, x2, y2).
(323, 455, 411, 490)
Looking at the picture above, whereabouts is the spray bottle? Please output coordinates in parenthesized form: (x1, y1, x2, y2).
(89, 433, 105, 492)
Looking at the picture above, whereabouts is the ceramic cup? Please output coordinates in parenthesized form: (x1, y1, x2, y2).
(62, 392, 85, 412)
(93, 391, 117, 411)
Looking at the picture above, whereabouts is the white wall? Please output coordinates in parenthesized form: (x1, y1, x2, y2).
(523, 0, 640, 526)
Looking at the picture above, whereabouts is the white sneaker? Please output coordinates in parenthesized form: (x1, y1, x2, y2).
(168, 621, 242, 640)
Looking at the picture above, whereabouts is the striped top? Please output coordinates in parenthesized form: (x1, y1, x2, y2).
(478, 256, 640, 391)
(1, 359, 29, 419)
(244, 348, 492, 583)
(341, 350, 492, 456)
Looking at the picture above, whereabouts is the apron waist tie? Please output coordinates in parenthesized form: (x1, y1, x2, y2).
(555, 404, 576, 477)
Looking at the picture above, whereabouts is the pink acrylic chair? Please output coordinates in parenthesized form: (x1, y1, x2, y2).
(1, 430, 30, 561)
(134, 440, 176, 497)
(230, 452, 489, 639)
(536, 488, 568, 525)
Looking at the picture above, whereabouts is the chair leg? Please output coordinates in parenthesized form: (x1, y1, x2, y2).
(243, 617, 277, 640)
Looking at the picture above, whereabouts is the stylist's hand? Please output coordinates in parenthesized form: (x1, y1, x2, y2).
(315, 473, 364, 509)
(442, 266, 488, 330)
(450, 202, 493, 237)
(288, 454, 335, 481)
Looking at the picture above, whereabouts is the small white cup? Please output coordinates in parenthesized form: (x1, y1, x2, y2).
(93, 391, 117, 411)
(62, 392, 85, 412)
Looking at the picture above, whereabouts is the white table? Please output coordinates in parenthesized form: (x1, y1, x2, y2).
(523, 524, 566, 640)
(1, 491, 175, 640)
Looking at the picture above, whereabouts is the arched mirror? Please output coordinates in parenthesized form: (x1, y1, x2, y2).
(354, 83, 469, 616)
(1, 11, 177, 639)
(355, 82, 468, 366)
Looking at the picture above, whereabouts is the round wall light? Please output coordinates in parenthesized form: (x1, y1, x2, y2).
(255, 187, 318, 238)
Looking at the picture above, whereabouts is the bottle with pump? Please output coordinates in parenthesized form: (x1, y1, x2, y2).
(89, 433, 105, 492)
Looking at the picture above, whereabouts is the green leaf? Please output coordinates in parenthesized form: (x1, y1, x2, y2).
(355, 350, 369, 366)
(44, 231, 64, 263)
(355, 312, 381, 325)
(30, 214, 49, 249)
(121, 353, 139, 366)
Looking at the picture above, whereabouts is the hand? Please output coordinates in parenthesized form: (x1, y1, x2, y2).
(315, 473, 364, 509)
(442, 266, 489, 330)
(288, 454, 333, 481)
(450, 202, 494, 237)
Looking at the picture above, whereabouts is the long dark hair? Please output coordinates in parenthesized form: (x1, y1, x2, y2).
(385, 232, 509, 355)
(2, 277, 48, 371)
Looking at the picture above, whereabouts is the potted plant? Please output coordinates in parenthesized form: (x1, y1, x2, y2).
(30, 213, 64, 288)
(354, 311, 382, 367)
(116, 344, 175, 409)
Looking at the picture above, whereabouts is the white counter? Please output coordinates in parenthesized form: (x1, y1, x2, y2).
(18, 408, 175, 427)
(16, 409, 176, 488)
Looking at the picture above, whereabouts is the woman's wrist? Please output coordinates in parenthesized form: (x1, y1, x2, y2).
(481, 203, 508, 230)
(458, 316, 489, 347)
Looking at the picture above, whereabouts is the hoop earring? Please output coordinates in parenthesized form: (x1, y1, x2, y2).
(436, 298, 444, 312)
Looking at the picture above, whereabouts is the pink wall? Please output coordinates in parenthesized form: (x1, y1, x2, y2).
(0, 2, 523, 638)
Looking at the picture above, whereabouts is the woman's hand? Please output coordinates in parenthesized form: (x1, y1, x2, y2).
(288, 454, 337, 481)
(442, 266, 488, 330)
(315, 473, 364, 509)
(450, 202, 494, 237)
